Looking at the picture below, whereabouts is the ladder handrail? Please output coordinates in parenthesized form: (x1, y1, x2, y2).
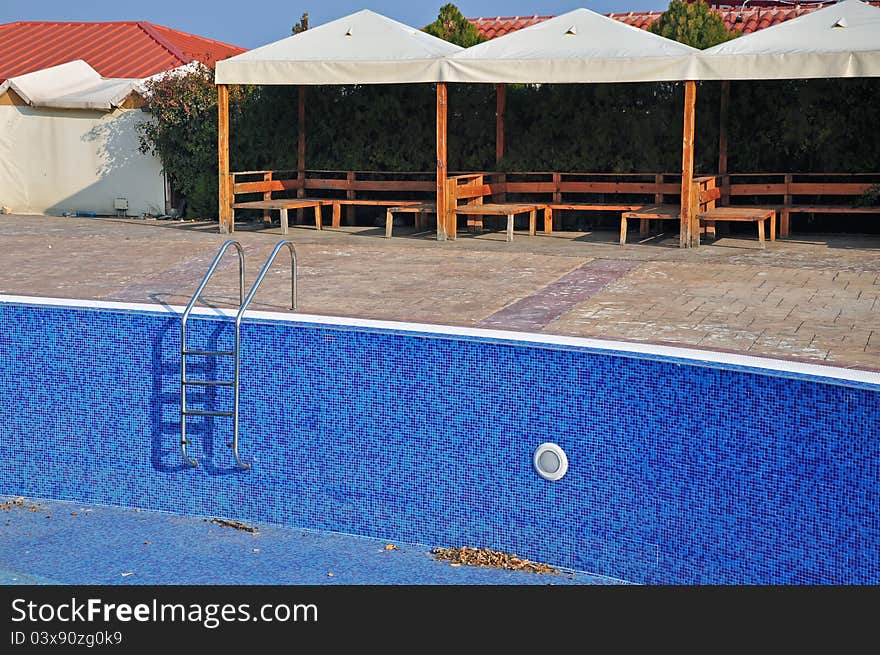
(180, 239, 245, 468)
(229, 240, 297, 470)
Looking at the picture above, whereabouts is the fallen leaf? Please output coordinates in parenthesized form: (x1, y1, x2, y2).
(384, 544, 398, 551)
(211, 518, 258, 534)
(432, 546, 557, 575)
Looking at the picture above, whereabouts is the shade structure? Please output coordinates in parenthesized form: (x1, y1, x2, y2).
(444, 7, 699, 84)
(0, 60, 140, 110)
(698, 0, 880, 80)
(215, 9, 462, 85)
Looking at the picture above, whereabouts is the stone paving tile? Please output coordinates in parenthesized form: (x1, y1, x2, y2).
(477, 259, 639, 330)
(2, 215, 880, 370)
(548, 259, 880, 368)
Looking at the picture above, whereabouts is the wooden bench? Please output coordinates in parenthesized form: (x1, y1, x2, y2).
(724, 173, 880, 237)
(500, 172, 680, 234)
(453, 203, 543, 242)
(323, 199, 426, 229)
(700, 207, 776, 248)
(446, 174, 545, 241)
(231, 199, 324, 234)
(547, 203, 648, 237)
(620, 205, 680, 244)
(385, 203, 436, 238)
(621, 205, 776, 248)
(229, 170, 435, 234)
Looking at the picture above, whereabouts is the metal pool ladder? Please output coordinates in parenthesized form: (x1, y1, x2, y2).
(180, 239, 297, 469)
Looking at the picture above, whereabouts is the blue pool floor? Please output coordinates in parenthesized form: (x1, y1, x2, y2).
(0, 497, 625, 585)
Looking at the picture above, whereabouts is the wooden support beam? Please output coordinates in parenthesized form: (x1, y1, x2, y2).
(296, 85, 306, 223)
(494, 83, 507, 204)
(436, 82, 449, 241)
(718, 80, 730, 205)
(217, 83, 232, 234)
(680, 80, 697, 248)
(495, 83, 506, 164)
(346, 171, 356, 225)
(782, 173, 792, 238)
(262, 172, 273, 223)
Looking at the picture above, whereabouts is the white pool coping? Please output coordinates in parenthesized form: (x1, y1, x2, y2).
(2, 293, 879, 389)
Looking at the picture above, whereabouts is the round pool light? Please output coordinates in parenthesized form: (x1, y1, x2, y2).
(533, 443, 568, 481)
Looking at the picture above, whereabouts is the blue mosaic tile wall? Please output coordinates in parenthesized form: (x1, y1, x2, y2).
(0, 301, 878, 584)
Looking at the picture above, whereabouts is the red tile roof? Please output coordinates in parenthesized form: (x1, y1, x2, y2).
(470, 2, 880, 39)
(0, 21, 245, 82)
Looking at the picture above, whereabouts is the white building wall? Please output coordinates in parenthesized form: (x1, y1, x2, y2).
(0, 104, 164, 216)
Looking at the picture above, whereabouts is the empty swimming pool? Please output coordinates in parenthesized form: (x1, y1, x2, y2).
(0, 294, 877, 584)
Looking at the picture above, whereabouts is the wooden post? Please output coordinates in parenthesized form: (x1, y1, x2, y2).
(436, 82, 449, 241)
(495, 83, 507, 204)
(262, 172, 272, 223)
(346, 171, 356, 225)
(495, 83, 506, 164)
(296, 85, 306, 223)
(782, 173, 792, 238)
(718, 80, 730, 205)
(680, 80, 697, 248)
(217, 83, 232, 234)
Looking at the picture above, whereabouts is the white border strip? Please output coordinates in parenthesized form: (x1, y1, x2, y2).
(2, 294, 879, 388)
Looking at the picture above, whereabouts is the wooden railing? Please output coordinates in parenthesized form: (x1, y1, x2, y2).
(724, 173, 880, 236)
(230, 169, 436, 226)
(228, 168, 878, 238)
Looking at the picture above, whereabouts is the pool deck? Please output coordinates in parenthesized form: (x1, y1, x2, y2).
(0, 497, 623, 585)
(1, 214, 879, 370)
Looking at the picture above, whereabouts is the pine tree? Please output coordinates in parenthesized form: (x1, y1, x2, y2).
(423, 3, 485, 47)
(649, 0, 737, 49)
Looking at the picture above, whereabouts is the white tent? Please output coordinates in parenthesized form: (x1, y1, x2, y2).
(698, 0, 880, 80)
(444, 7, 699, 83)
(0, 60, 143, 111)
(0, 60, 164, 216)
(215, 9, 462, 85)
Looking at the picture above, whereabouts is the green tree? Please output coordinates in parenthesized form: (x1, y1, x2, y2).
(292, 13, 309, 35)
(423, 3, 485, 47)
(649, 0, 737, 49)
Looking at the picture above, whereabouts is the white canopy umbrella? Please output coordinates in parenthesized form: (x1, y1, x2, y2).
(0, 60, 141, 111)
(214, 10, 463, 237)
(443, 8, 702, 246)
(698, 0, 880, 80)
(215, 9, 462, 85)
(444, 7, 699, 83)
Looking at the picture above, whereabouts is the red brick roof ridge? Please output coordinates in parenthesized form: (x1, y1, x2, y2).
(135, 21, 190, 66)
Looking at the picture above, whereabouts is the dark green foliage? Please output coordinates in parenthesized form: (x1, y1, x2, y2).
(650, 0, 737, 49)
(854, 184, 880, 207)
(725, 79, 880, 173)
(423, 3, 485, 48)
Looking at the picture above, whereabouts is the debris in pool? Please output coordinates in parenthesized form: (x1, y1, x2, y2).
(71, 512, 77, 516)
(432, 546, 558, 575)
(1, 497, 44, 512)
(210, 518, 259, 534)
(121, 572, 133, 577)
(384, 544, 398, 551)
(327, 572, 334, 577)
(144, 541, 152, 545)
